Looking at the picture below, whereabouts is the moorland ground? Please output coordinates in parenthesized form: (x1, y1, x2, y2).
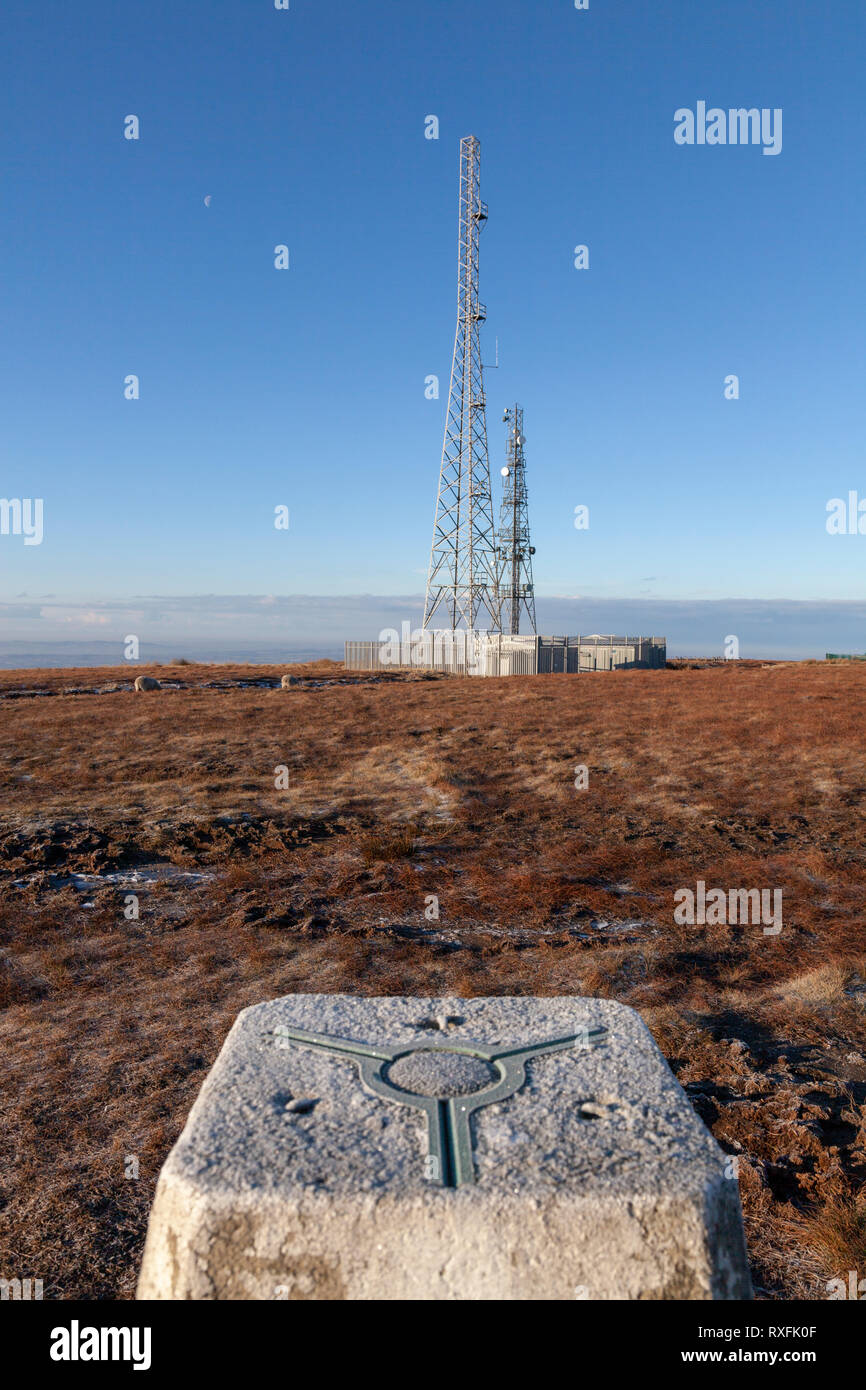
(1, 658, 865, 1299)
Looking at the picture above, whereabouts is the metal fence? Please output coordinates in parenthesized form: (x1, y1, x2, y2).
(345, 632, 666, 676)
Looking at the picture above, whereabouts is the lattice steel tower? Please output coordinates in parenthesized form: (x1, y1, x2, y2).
(423, 136, 500, 631)
(497, 404, 537, 634)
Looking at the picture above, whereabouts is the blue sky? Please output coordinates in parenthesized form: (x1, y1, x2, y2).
(1, 0, 865, 652)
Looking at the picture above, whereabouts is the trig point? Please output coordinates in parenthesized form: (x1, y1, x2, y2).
(137, 995, 752, 1300)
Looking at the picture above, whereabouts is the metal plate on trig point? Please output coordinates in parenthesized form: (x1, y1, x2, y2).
(268, 1023, 607, 1187)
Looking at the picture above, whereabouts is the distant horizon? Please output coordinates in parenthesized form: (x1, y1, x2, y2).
(1, 591, 865, 666)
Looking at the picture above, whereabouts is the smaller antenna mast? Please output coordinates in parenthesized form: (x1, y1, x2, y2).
(497, 404, 537, 635)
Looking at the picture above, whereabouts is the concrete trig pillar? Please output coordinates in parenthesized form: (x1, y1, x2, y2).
(137, 994, 752, 1301)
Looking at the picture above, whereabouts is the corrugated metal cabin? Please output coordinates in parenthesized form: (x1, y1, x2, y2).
(344, 632, 666, 676)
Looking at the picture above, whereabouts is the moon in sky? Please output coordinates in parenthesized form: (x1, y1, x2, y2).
(204, 195, 212, 207)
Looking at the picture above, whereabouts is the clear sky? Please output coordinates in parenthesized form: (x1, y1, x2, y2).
(1, 0, 865, 650)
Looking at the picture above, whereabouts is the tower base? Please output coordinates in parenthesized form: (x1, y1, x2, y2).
(344, 632, 666, 676)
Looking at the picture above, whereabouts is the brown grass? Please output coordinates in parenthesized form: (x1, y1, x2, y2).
(0, 657, 864, 1298)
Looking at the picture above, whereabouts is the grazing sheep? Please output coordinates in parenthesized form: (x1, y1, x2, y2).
(281, 675, 299, 689)
(134, 675, 161, 692)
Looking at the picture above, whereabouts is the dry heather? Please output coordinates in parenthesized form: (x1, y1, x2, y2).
(0, 657, 864, 1299)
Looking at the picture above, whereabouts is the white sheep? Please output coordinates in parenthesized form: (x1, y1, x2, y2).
(134, 675, 161, 692)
